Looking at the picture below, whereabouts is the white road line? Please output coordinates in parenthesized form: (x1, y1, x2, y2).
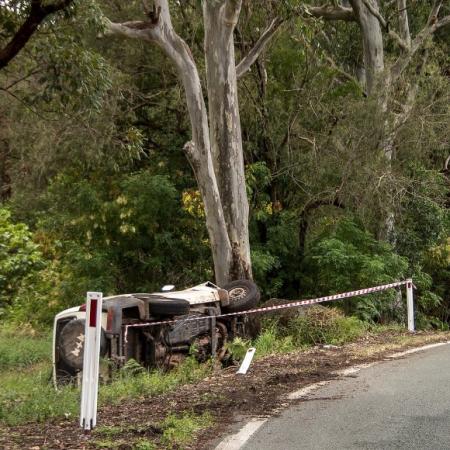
(287, 381, 331, 400)
(388, 341, 450, 358)
(214, 339, 450, 450)
(215, 418, 268, 450)
(334, 363, 376, 376)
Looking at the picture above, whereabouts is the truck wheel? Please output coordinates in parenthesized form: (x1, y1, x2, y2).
(221, 280, 260, 313)
(58, 319, 107, 370)
(148, 298, 190, 316)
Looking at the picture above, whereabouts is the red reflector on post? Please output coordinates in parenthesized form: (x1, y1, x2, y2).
(81, 291, 103, 431)
(89, 299, 98, 327)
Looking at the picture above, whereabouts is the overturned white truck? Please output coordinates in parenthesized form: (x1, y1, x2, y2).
(52, 280, 259, 385)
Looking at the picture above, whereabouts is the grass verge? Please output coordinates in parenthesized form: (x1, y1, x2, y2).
(0, 324, 51, 370)
(0, 308, 432, 427)
(0, 338, 211, 427)
(92, 412, 213, 449)
(229, 305, 369, 361)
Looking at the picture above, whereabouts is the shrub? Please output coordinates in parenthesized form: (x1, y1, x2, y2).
(283, 306, 367, 346)
(301, 219, 409, 322)
(0, 208, 44, 313)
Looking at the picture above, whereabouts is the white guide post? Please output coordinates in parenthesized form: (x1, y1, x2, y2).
(406, 279, 415, 332)
(237, 348, 256, 375)
(80, 291, 103, 431)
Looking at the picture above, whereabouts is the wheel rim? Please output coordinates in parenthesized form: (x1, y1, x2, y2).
(229, 287, 247, 300)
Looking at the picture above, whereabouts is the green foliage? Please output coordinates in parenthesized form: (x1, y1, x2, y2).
(283, 306, 367, 346)
(99, 356, 212, 405)
(161, 412, 213, 448)
(225, 337, 250, 362)
(7, 260, 69, 327)
(0, 324, 211, 427)
(133, 440, 156, 450)
(227, 307, 366, 361)
(0, 364, 79, 426)
(0, 325, 51, 370)
(301, 219, 409, 321)
(5, 169, 211, 324)
(397, 165, 448, 262)
(1, 0, 449, 331)
(0, 209, 45, 312)
(251, 211, 300, 298)
(254, 326, 295, 356)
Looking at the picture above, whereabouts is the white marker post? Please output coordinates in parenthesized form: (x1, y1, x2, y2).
(80, 292, 103, 432)
(406, 279, 415, 332)
(237, 348, 256, 375)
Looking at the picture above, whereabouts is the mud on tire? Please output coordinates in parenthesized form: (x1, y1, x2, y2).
(222, 279, 260, 313)
(58, 319, 107, 370)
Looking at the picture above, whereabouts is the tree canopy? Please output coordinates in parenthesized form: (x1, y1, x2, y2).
(0, 0, 449, 328)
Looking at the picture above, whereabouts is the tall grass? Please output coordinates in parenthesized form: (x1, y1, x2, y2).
(284, 307, 368, 346)
(0, 324, 51, 370)
(0, 365, 79, 425)
(99, 356, 212, 405)
(0, 327, 212, 427)
(229, 306, 368, 361)
(1, 307, 366, 427)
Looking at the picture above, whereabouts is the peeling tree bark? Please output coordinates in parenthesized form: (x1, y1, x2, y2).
(203, 0, 252, 281)
(397, 0, 411, 49)
(349, 0, 384, 95)
(306, 4, 355, 21)
(106, 1, 233, 286)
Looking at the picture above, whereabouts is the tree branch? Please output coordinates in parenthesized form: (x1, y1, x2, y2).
(104, 19, 159, 41)
(305, 4, 356, 21)
(430, 15, 450, 32)
(0, 0, 74, 70)
(236, 17, 283, 79)
(444, 155, 450, 172)
(427, 0, 444, 26)
(224, 0, 243, 29)
(360, 0, 410, 51)
(1, 67, 41, 91)
(390, 8, 450, 82)
(397, 0, 411, 49)
(298, 31, 361, 88)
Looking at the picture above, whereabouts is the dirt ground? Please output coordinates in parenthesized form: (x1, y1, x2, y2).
(2, 330, 450, 450)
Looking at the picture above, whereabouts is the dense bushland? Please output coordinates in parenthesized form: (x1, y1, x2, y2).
(0, 1, 449, 329)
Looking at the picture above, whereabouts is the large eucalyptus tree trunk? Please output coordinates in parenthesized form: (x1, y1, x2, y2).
(349, 0, 384, 95)
(106, 1, 234, 285)
(104, 0, 283, 285)
(203, 0, 252, 280)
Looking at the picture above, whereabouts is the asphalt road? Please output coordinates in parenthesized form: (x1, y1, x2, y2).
(243, 344, 450, 450)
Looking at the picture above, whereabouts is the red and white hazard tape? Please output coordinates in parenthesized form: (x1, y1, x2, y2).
(124, 280, 414, 342)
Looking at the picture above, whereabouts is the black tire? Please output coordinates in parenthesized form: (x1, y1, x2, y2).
(58, 319, 107, 370)
(148, 297, 190, 316)
(221, 280, 260, 313)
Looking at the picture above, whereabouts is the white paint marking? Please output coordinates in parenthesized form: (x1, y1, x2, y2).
(214, 340, 450, 450)
(388, 341, 450, 358)
(215, 418, 267, 450)
(334, 363, 376, 377)
(287, 381, 331, 400)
